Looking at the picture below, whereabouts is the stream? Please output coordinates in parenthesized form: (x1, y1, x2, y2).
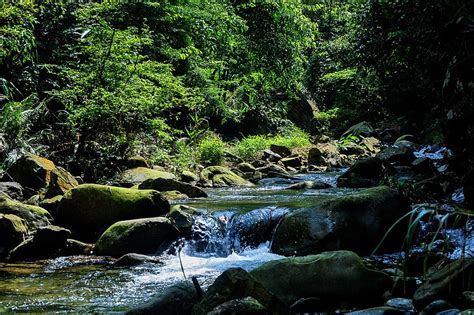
(0, 147, 472, 313)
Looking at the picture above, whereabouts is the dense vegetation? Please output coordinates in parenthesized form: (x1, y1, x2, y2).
(1, 0, 473, 180)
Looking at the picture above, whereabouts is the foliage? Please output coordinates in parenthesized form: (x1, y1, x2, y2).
(198, 135, 226, 165)
(233, 135, 268, 161)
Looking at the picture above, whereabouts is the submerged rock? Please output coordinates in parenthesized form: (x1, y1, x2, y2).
(193, 268, 286, 315)
(138, 178, 207, 198)
(200, 166, 254, 187)
(126, 282, 198, 315)
(94, 217, 180, 257)
(271, 186, 411, 256)
(250, 251, 393, 307)
(56, 184, 169, 241)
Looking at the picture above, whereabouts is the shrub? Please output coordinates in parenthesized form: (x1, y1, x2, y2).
(198, 135, 225, 165)
(233, 135, 268, 161)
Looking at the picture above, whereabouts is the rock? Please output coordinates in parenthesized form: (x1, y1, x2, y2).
(114, 253, 162, 267)
(337, 157, 384, 188)
(160, 190, 188, 200)
(237, 162, 256, 173)
(250, 251, 393, 307)
(346, 306, 404, 314)
(419, 300, 453, 315)
(208, 297, 267, 315)
(263, 149, 282, 162)
(167, 205, 196, 234)
(38, 195, 62, 218)
(0, 193, 51, 230)
(200, 166, 254, 187)
(0, 182, 23, 200)
(287, 181, 332, 190)
(307, 147, 325, 166)
(138, 178, 207, 198)
(180, 170, 199, 183)
(339, 142, 367, 156)
(8, 225, 71, 260)
(460, 309, 474, 315)
(117, 167, 176, 186)
(412, 157, 437, 176)
(4, 153, 78, 197)
(414, 258, 474, 309)
(56, 184, 170, 241)
(289, 297, 322, 313)
(94, 217, 180, 257)
(126, 156, 149, 168)
(193, 268, 286, 315)
(126, 282, 198, 315)
(341, 121, 376, 139)
(269, 144, 291, 158)
(271, 186, 411, 256)
(462, 291, 474, 309)
(361, 137, 381, 154)
(377, 146, 416, 165)
(287, 99, 318, 133)
(385, 298, 415, 312)
(61, 239, 93, 256)
(280, 155, 303, 168)
(0, 214, 28, 256)
(256, 163, 290, 178)
(394, 140, 418, 151)
(316, 143, 343, 167)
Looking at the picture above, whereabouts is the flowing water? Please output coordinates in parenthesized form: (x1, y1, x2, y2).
(0, 171, 348, 313)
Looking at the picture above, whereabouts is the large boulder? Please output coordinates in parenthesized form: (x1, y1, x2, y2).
(138, 178, 207, 198)
(200, 166, 254, 187)
(8, 225, 71, 260)
(126, 282, 199, 315)
(4, 153, 78, 197)
(56, 184, 170, 241)
(0, 214, 28, 257)
(341, 121, 376, 139)
(413, 258, 474, 309)
(193, 268, 286, 315)
(337, 157, 384, 188)
(117, 167, 176, 186)
(250, 251, 393, 307)
(316, 143, 343, 167)
(0, 193, 51, 230)
(0, 182, 24, 200)
(208, 297, 267, 315)
(377, 146, 416, 166)
(271, 186, 411, 256)
(94, 217, 180, 257)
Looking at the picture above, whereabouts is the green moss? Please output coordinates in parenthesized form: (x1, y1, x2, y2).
(0, 193, 51, 229)
(118, 167, 176, 184)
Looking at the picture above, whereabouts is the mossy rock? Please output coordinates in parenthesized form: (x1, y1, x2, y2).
(39, 195, 62, 218)
(180, 170, 199, 183)
(94, 217, 180, 257)
(117, 167, 176, 185)
(4, 153, 78, 197)
(208, 297, 267, 315)
(126, 156, 149, 168)
(138, 178, 207, 198)
(271, 186, 411, 256)
(0, 193, 51, 230)
(250, 250, 393, 307)
(0, 214, 28, 257)
(201, 166, 254, 187)
(56, 184, 170, 242)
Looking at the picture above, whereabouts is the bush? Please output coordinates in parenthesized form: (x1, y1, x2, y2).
(198, 135, 225, 165)
(233, 135, 268, 161)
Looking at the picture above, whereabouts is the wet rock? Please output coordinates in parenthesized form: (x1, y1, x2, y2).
(138, 178, 207, 198)
(419, 300, 453, 315)
(341, 121, 376, 139)
(270, 144, 291, 158)
(337, 157, 384, 188)
(94, 217, 180, 257)
(56, 184, 169, 241)
(180, 170, 199, 183)
(271, 186, 411, 256)
(0, 214, 28, 257)
(0, 182, 23, 200)
(377, 146, 416, 166)
(280, 155, 303, 168)
(287, 181, 332, 190)
(307, 147, 325, 166)
(200, 166, 254, 187)
(4, 153, 78, 197)
(208, 297, 267, 315)
(167, 205, 197, 234)
(385, 298, 415, 312)
(126, 156, 149, 168)
(346, 306, 404, 314)
(250, 251, 393, 307)
(8, 225, 71, 260)
(263, 149, 282, 162)
(114, 253, 162, 267)
(193, 268, 286, 315)
(61, 239, 93, 256)
(126, 282, 198, 315)
(117, 167, 176, 186)
(0, 193, 51, 230)
(414, 259, 474, 309)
